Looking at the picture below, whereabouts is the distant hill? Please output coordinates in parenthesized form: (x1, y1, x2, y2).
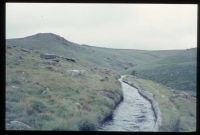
(6, 33, 197, 93)
(127, 48, 197, 93)
(6, 33, 183, 70)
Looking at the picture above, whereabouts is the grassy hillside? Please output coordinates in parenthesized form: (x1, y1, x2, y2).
(6, 45, 123, 130)
(123, 75, 196, 132)
(7, 33, 183, 72)
(126, 48, 197, 94)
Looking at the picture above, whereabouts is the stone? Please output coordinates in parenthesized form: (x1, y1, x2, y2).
(40, 53, 58, 59)
(41, 88, 50, 95)
(75, 102, 81, 109)
(13, 79, 23, 85)
(65, 69, 86, 76)
(21, 48, 30, 53)
(65, 58, 76, 62)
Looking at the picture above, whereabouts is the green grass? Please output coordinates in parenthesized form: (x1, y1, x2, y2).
(126, 48, 196, 93)
(124, 75, 196, 132)
(7, 33, 188, 72)
(6, 33, 197, 131)
(6, 46, 122, 130)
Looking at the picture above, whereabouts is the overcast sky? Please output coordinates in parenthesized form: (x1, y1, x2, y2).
(6, 3, 197, 50)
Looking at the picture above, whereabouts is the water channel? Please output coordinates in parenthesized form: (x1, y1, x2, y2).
(98, 76, 156, 131)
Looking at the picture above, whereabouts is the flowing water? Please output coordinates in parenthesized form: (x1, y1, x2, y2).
(98, 76, 156, 131)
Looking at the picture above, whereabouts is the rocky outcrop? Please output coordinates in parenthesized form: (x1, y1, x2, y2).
(122, 75, 162, 131)
(40, 53, 58, 59)
(40, 53, 76, 62)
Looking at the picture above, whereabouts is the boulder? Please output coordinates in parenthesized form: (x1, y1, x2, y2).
(52, 55, 76, 62)
(65, 69, 86, 76)
(40, 53, 58, 59)
(41, 87, 50, 96)
(21, 48, 30, 53)
(65, 58, 76, 62)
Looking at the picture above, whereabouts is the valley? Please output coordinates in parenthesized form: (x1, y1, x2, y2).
(6, 33, 197, 131)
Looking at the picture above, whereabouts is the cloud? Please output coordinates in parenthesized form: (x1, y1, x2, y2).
(6, 3, 197, 50)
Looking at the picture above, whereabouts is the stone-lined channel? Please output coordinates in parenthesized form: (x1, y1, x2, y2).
(98, 76, 156, 131)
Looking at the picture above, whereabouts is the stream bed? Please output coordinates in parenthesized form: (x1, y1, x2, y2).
(98, 76, 156, 131)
